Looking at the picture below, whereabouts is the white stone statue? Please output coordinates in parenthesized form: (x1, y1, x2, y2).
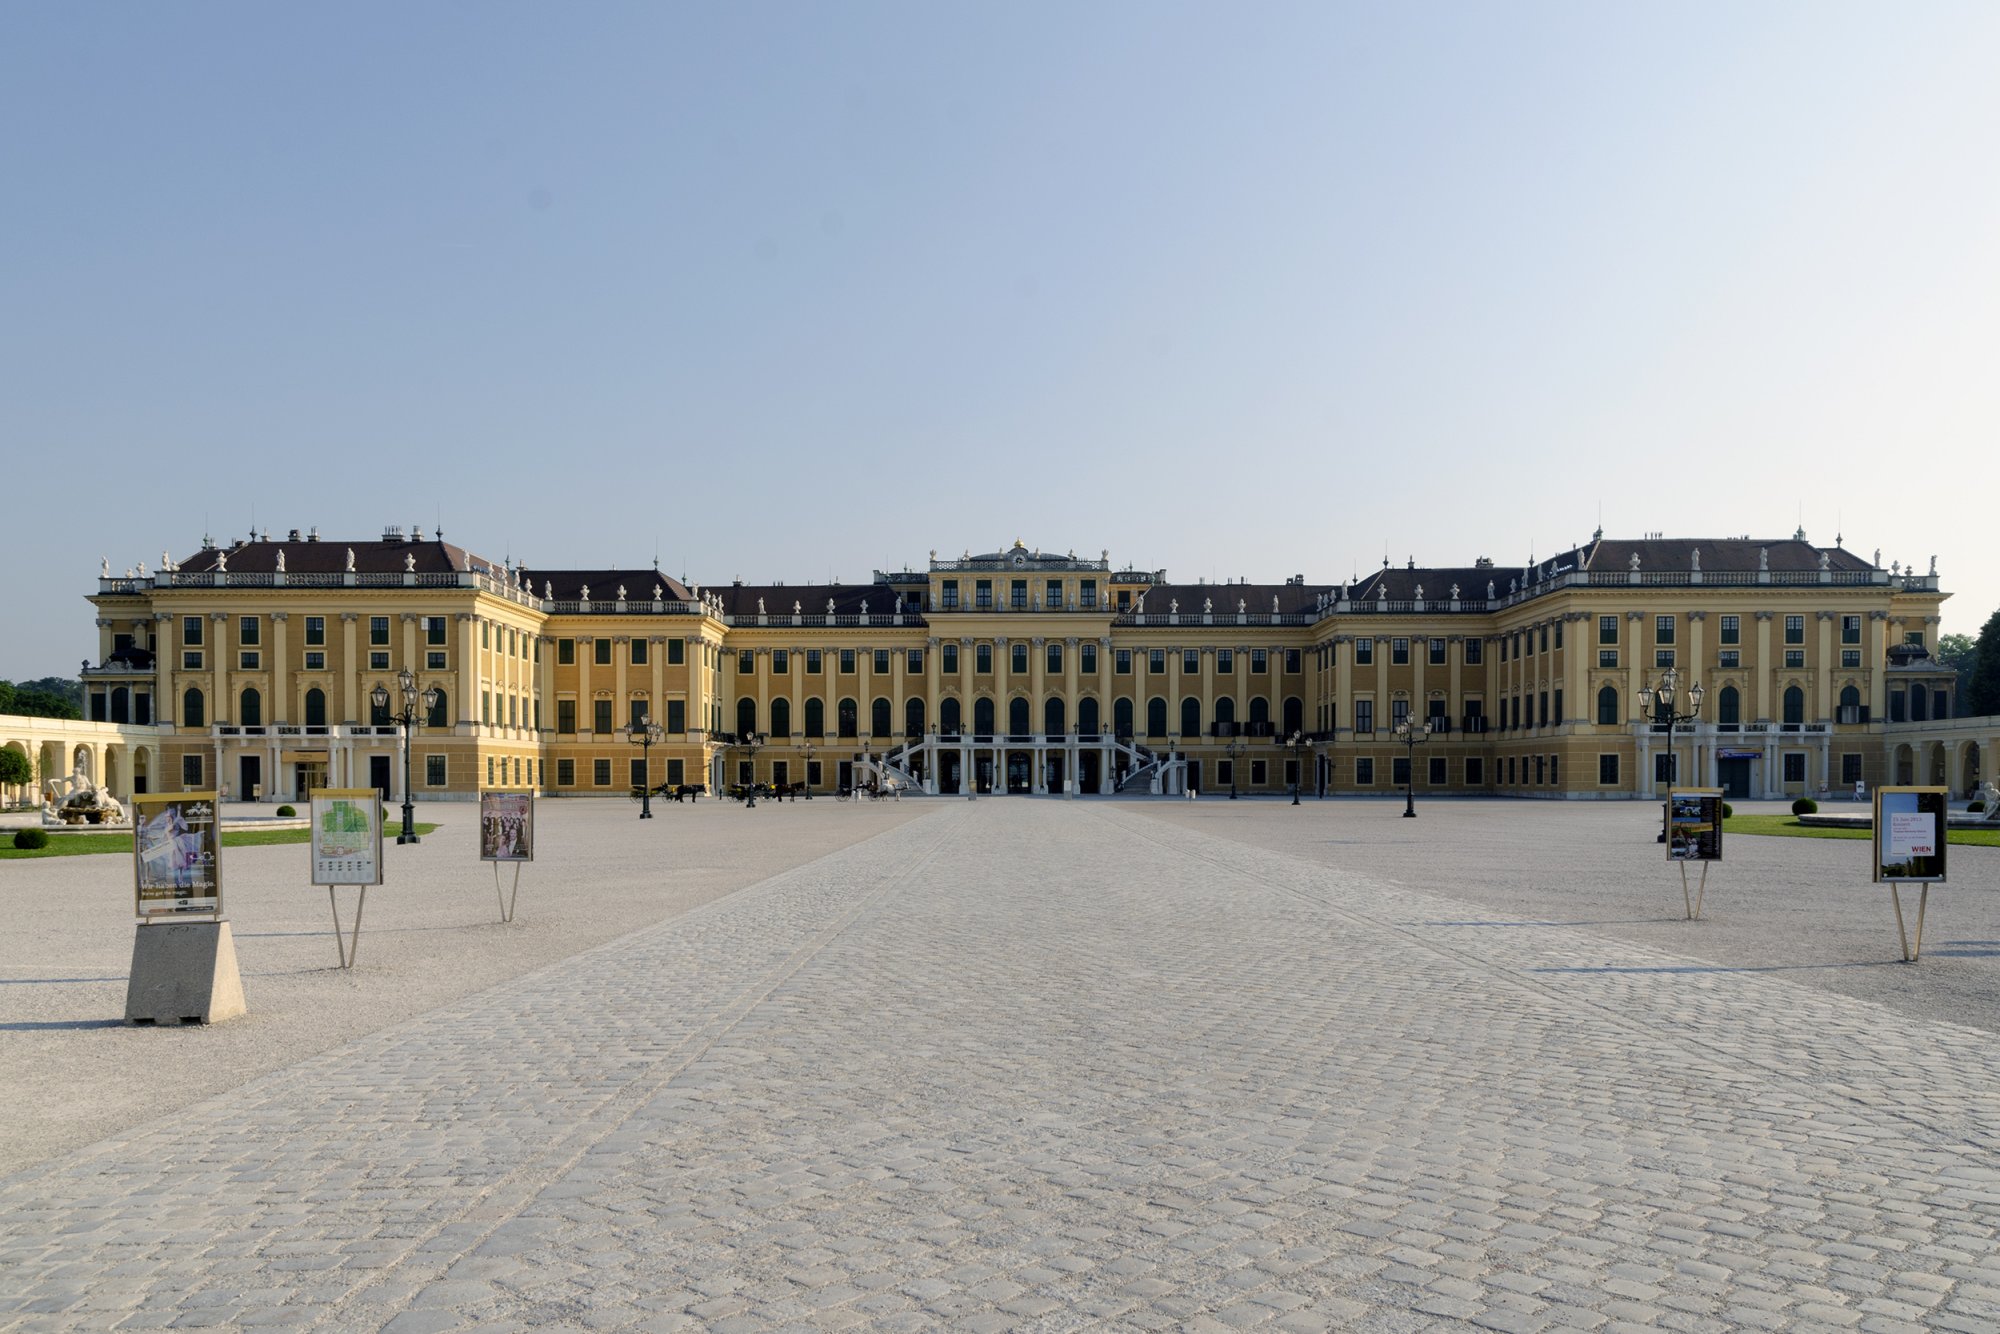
(1272, 595, 1279, 613)
(1237, 598, 1246, 615)
(581, 584, 590, 602)
(861, 599, 869, 614)
(1170, 599, 1179, 615)
(274, 550, 285, 573)
(1759, 547, 1769, 571)
(1930, 555, 1938, 575)
(1487, 580, 1495, 599)
(544, 580, 553, 599)
(653, 584, 662, 599)
(1874, 548, 1882, 566)
(1510, 578, 1518, 594)
(793, 600, 802, 616)
(1820, 551, 1831, 571)
(1414, 585, 1423, 601)
(100, 556, 109, 577)
(826, 598, 836, 614)
(1203, 597, 1212, 614)
(757, 597, 765, 614)
(1690, 548, 1700, 571)
(1628, 552, 1640, 571)
(1450, 583, 1460, 600)
(1979, 781, 2000, 825)
(215, 551, 227, 573)
(404, 552, 416, 572)
(616, 584, 626, 600)
(345, 548, 357, 572)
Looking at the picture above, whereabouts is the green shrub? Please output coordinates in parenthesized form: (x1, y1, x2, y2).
(1972, 799, 1987, 813)
(12, 829, 49, 850)
(1722, 802, 1734, 818)
(275, 804, 296, 817)
(1791, 797, 1818, 815)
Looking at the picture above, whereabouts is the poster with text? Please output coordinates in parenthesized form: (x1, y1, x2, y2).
(133, 793, 222, 918)
(480, 790, 535, 862)
(1874, 787, 1947, 882)
(310, 789, 383, 886)
(1666, 788, 1724, 862)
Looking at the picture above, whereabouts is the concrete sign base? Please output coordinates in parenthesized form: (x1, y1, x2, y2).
(126, 921, 247, 1026)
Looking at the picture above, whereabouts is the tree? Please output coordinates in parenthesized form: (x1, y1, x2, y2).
(1936, 633, 1977, 717)
(1968, 608, 2000, 719)
(0, 746, 31, 792)
(0, 680, 82, 721)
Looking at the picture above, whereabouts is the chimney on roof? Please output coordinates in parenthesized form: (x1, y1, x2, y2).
(383, 525, 404, 541)
(287, 529, 301, 541)
(307, 526, 319, 541)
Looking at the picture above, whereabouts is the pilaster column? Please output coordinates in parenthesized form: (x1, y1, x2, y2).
(958, 638, 974, 722)
(1867, 612, 1889, 720)
(576, 635, 593, 736)
(1816, 612, 1835, 722)
(857, 645, 873, 741)
(1097, 637, 1113, 734)
(926, 638, 942, 728)
(343, 613, 361, 723)
(1030, 638, 1046, 735)
(156, 614, 176, 724)
(211, 613, 228, 724)
(614, 637, 630, 732)
(994, 637, 1010, 717)
(271, 613, 289, 723)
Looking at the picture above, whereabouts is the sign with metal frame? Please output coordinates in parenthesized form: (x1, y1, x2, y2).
(1873, 786, 1947, 961)
(132, 793, 222, 919)
(479, 789, 534, 922)
(310, 789, 383, 968)
(1664, 787, 1723, 919)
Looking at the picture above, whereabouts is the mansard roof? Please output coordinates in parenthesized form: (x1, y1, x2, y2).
(178, 536, 476, 576)
(707, 583, 915, 618)
(1573, 536, 1875, 575)
(531, 567, 693, 602)
(1141, 582, 1331, 616)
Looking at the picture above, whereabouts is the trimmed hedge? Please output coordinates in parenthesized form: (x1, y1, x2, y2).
(12, 829, 50, 850)
(1972, 800, 1988, 813)
(1722, 802, 1734, 818)
(1791, 797, 1819, 815)
(275, 804, 296, 817)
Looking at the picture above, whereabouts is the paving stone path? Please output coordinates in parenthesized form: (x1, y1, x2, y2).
(4, 801, 2000, 1332)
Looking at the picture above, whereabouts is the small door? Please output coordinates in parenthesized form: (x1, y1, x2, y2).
(369, 755, 392, 800)
(1006, 752, 1030, 793)
(240, 755, 262, 803)
(1185, 760, 1202, 794)
(940, 755, 961, 794)
(1079, 752, 1100, 794)
(772, 760, 789, 790)
(1718, 757, 1753, 799)
(1046, 755, 1065, 793)
(837, 760, 854, 792)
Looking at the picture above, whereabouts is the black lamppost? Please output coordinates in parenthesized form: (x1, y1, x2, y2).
(1284, 731, 1309, 805)
(802, 741, 815, 799)
(372, 666, 442, 845)
(1395, 715, 1432, 818)
(1224, 734, 1246, 798)
(1638, 667, 1704, 841)
(739, 730, 768, 806)
(624, 712, 664, 818)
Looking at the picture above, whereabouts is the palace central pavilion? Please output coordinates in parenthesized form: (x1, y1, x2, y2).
(79, 526, 1958, 803)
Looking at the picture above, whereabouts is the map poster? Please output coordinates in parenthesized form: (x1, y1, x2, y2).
(1666, 788, 1724, 862)
(132, 792, 222, 919)
(480, 790, 535, 863)
(310, 789, 383, 886)
(1874, 787, 1948, 883)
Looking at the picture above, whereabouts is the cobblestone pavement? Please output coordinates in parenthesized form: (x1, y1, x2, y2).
(5, 800, 2000, 1332)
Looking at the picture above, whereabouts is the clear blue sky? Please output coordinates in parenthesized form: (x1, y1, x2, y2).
(5, 2, 1996, 680)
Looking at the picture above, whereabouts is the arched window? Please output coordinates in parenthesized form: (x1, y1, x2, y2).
(736, 697, 758, 737)
(1597, 684, 1619, 726)
(110, 687, 130, 724)
(838, 698, 858, 738)
(1838, 684, 1861, 725)
(426, 691, 447, 728)
(973, 697, 995, 735)
(1282, 696, 1303, 735)
(1078, 696, 1100, 735)
(871, 697, 891, 736)
(1216, 698, 1237, 730)
(1910, 687, 1928, 722)
(1249, 697, 1269, 726)
(1145, 697, 1166, 738)
(905, 697, 925, 736)
(770, 697, 791, 738)
(1044, 696, 1065, 736)
(940, 697, 961, 734)
(1718, 685, 1740, 726)
(240, 688, 261, 728)
(1181, 696, 1202, 738)
(182, 688, 205, 728)
(1782, 685, 1805, 726)
(804, 698, 825, 738)
(1009, 697, 1031, 736)
(305, 688, 327, 727)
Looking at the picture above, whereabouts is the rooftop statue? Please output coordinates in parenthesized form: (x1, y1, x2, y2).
(1628, 552, 1641, 571)
(275, 551, 285, 573)
(1450, 583, 1460, 599)
(1691, 548, 1700, 571)
(1759, 547, 1769, 571)
(345, 548, 356, 573)
(216, 551, 227, 573)
(405, 552, 416, 572)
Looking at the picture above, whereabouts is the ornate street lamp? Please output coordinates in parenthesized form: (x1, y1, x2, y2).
(802, 740, 815, 799)
(371, 666, 443, 845)
(624, 711, 664, 819)
(1284, 730, 1309, 805)
(1224, 734, 1247, 798)
(1394, 714, 1433, 818)
(1637, 667, 1705, 841)
(738, 730, 768, 806)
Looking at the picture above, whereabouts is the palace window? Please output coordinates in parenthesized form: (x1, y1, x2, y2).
(1355, 757, 1375, 785)
(666, 699, 686, 733)
(426, 755, 447, 786)
(1655, 615, 1675, 644)
(595, 638, 612, 666)
(1655, 649, 1675, 668)
(1354, 699, 1374, 733)
(304, 651, 325, 671)
(369, 651, 390, 670)
(1149, 649, 1165, 674)
(1462, 639, 1481, 665)
(183, 754, 203, 787)
(557, 700, 576, 734)
(1841, 615, 1861, 645)
(976, 644, 992, 673)
(593, 759, 611, 787)
(771, 649, 788, 674)
(941, 580, 959, 609)
(875, 650, 891, 674)
(1841, 650, 1860, 668)
(668, 638, 685, 665)
(737, 650, 754, 674)
(1599, 650, 1618, 668)
(427, 651, 446, 670)
(557, 759, 574, 786)
(1183, 649, 1200, 674)
(1392, 757, 1410, 786)
(631, 638, 649, 666)
(806, 649, 822, 673)
(1842, 753, 1863, 783)
(1116, 649, 1133, 675)
(594, 699, 613, 733)
(1285, 649, 1301, 673)
(1355, 638, 1374, 665)
(1718, 650, 1739, 668)
(1080, 580, 1097, 608)
(1785, 650, 1805, 668)
(558, 638, 575, 665)
(975, 580, 993, 609)
(1784, 753, 1806, 783)
(304, 616, 325, 646)
(183, 615, 204, 646)
(1251, 649, 1267, 673)
(1391, 638, 1409, 666)
(1785, 615, 1805, 645)
(841, 650, 857, 675)
(1390, 699, 1409, 731)
(1011, 643, 1027, 673)
(1465, 757, 1484, 785)
(1080, 643, 1097, 674)
(239, 650, 260, 670)
(1720, 615, 1740, 645)
(1428, 757, 1446, 785)
(1047, 642, 1063, 673)
(907, 649, 923, 672)
(942, 644, 959, 673)
(369, 616, 389, 646)
(427, 617, 447, 646)
(1429, 638, 1446, 665)
(1011, 580, 1027, 609)
(1046, 579, 1063, 608)
(1598, 615, 1617, 645)
(1216, 649, 1233, 674)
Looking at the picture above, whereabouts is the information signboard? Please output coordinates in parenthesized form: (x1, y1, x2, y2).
(479, 790, 535, 863)
(1874, 787, 1947, 883)
(310, 789, 383, 886)
(1666, 789, 1724, 862)
(132, 792, 222, 919)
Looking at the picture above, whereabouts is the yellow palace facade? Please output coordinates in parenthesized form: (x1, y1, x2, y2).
(80, 526, 1964, 804)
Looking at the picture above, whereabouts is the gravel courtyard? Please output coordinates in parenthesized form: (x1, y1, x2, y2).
(3, 796, 1998, 1331)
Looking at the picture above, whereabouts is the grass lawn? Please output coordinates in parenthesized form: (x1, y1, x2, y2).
(2, 824, 440, 860)
(1724, 814, 2000, 847)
